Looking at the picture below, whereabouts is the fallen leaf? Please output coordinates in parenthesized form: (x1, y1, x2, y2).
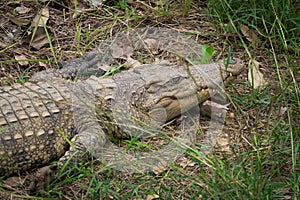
(152, 0, 169, 6)
(110, 43, 134, 59)
(240, 23, 261, 48)
(124, 57, 141, 69)
(26, 7, 50, 49)
(248, 60, 266, 89)
(3, 32, 14, 42)
(87, 0, 103, 7)
(3, 176, 25, 187)
(146, 194, 159, 200)
(28, 165, 57, 191)
(144, 38, 160, 54)
(216, 133, 231, 152)
(178, 156, 197, 169)
(32, 7, 49, 27)
(29, 27, 49, 50)
(15, 55, 29, 66)
(279, 106, 287, 116)
(15, 5, 31, 14)
(6, 15, 31, 26)
(152, 160, 168, 174)
(153, 58, 170, 65)
(39, 61, 48, 68)
(201, 100, 228, 120)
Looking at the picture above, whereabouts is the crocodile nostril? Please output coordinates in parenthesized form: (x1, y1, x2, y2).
(229, 57, 237, 64)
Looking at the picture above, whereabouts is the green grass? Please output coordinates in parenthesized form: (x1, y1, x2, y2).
(0, 0, 299, 199)
(205, 0, 300, 199)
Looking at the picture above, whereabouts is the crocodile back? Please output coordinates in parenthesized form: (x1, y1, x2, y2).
(0, 81, 75, 176)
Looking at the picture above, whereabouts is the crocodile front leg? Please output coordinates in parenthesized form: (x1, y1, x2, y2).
(30, 50, 109, 82)
(57, 78, 134, 172)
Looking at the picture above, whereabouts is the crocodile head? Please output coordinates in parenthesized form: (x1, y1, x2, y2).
(138, 58, 243, 127)
(104, 58, 243, 137)
(132, 63, 199, 127)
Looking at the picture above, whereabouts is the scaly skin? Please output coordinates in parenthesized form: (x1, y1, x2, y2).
(0, 80, 74, 176)
(0, 26, 244, 176)
(0, 58, 243, 176)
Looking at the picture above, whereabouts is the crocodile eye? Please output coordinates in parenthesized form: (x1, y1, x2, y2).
(167, 76, 189, 85)
(168, 76, 184, 85)
(171, 76, 181, 84)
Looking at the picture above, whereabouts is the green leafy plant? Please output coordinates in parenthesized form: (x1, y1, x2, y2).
(199, 44, 216, 64)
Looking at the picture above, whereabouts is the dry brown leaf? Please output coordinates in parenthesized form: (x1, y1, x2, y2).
(29, 27, 49, 50)
(240, 23, 261, 48)
(32, 7, 49, 27)
(152, 0, 168, 6)
(27, 7, 50, 49)
(144, 38, 160, 54)
(15, 55, 29, 66)
(146, 194, 159, 200)
(6, 15, 31, 26)
(39, 61, 48, 68)
(15, 5, 31, 14)
(87, 0, 103, 7)
(152, 160, 168, 174)
(178, 156, 197, 169)
(124, 57, 142, 69)
(248, 60, 266, 89)
(3, 176, 26, 188)
(216, 134, 231, 152)
(279, 107, 287, 116)
(110, 43, 134, 59)
(3, 32, 14, 43)
(27, 165, 57, 191)
(153, 58, 170, 65)
(201, 100, 228, 119)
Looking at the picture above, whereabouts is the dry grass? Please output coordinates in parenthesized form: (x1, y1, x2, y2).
(0, 0, 299, 199)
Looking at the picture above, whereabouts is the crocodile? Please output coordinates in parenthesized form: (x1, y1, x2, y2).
(0, 58, 243, 177)
(0, 27, 244, 176)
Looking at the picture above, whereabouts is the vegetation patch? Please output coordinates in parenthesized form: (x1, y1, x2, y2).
(0, 0, 299, 199)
